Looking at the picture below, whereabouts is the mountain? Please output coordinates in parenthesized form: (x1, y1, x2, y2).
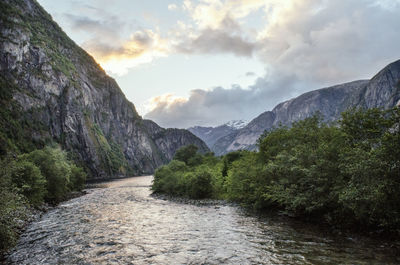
(0, 0, 208, 179)
(188, 120, 247, 149)
(213, 60, 400, 155)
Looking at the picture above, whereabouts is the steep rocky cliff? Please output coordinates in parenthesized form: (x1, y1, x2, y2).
(213, 60, 400, 155)
(0, 0, 208, 178)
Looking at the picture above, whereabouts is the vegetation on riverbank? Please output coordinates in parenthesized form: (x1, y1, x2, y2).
(0, 146, 86, 254)
(152, 107, 400, 233)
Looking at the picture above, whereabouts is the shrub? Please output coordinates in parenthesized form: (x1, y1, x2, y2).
(21, 146, 87, 203)
(187, 167, 213, 199)
(69, 165, 86, 191)
(152, 160, 187, 196)
(173, 144, 198, 165)
(22, 147, 70, 202)
(0, 146, 86, 254)
(9, 159, 47, 206)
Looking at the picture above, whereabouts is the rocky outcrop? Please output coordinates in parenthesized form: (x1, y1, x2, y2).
(213, 60, 400, 155)
(143, 120, 209, 161)
(358, 60, 400, 109)
(0, 0, 208, 178)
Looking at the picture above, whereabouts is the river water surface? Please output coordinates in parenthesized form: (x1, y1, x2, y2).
(7, 176, 399, 264)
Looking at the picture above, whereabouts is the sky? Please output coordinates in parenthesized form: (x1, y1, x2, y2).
(37, 0, 400, 128)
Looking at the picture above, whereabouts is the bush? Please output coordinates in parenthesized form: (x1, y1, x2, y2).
(187, 167, 213, 199)
(337, 108, 400, 228)
(0, 146, 87, 254)
(173, 144, 198, 165)
(21, 146, 87, 203)
(152, 160, 214, 199)
(152, 160, 187, 196)
(22, 147, 71, 202)
(9, 159, 47, 206)
(69, 165, 86, 191)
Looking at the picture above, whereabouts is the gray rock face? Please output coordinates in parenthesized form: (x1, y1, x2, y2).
(358, 60, 400, 109)
(213, 60, 400, 155)
(0, 0, 208, 178)
(143, 120, 209, 161)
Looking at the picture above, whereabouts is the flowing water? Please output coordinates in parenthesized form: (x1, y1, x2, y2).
(6, 176, 399, 264)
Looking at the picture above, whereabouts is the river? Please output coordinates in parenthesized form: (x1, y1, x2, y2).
(6, 176, 399, 264)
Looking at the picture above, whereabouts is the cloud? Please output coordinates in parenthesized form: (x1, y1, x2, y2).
(63, 13, 169, 75)
(171, 2, 263, 57)
(175, 27, 256, 57)
(174, 0, 400, 83)
(65, 14, 122, 42)
(182, 0, 269, 30)
(168, 4, 178, 11)
(145, 0, 400, 127)
(144, 70, 300, 128)
(245, 71, 256, 76)
(255, 0, 400, 84)
(81, 29, 169, 75)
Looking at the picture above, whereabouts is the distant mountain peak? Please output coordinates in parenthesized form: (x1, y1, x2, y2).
(224, 120, 248, 129)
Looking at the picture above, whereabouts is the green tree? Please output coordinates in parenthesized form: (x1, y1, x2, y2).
(338, 107, 400, 228)
(9, 159, 47, 206)
(69, 165, 86, 191)
(173, 145, 198, 165)
(187, 167, 213, 199)
(21, 146, 87, 203)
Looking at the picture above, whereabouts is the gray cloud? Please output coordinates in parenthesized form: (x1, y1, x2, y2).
(256, 0, 400, 85)
(144, 71, 301, 128)
(63, 13, 164, 71)
(174, 15, 257, 57)
(64, 13, 123, 43)
(147, 0, 400, 128)
(79, 40, 125, 58)
(176, 28, 256, 57)
(245, 71, 255, 76)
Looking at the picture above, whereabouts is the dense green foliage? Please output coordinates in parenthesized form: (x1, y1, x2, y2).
(152, 107, 400, 232)
(152, 146, 220, 199)
(0, 146, 87, 253)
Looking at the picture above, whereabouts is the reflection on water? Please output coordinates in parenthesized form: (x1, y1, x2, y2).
(7, 176, 399, 264)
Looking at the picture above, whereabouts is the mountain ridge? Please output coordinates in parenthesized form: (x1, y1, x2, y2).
(211, 60, 400, 155)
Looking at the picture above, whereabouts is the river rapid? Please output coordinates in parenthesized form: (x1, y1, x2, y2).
(6, 176, 399, 264)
